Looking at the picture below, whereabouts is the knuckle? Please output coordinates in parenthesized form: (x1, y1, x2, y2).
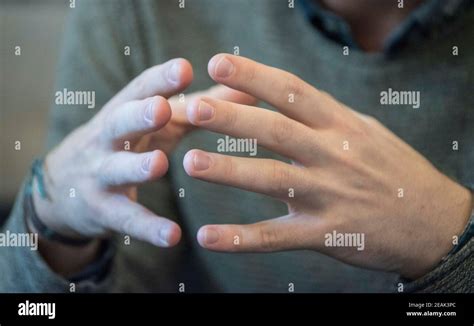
(97, 157, 114, 185)
(315, 90, 339, 124)
(269, 160, 290, 196)
(354, 114, 380, 136)
(222, 155, 235, 179)
(318, 89, 340, 107)
(364, 115, 381, 127)
(349, 118, 371, 138)
(317, 89, 333, 101)
(284, 73, 305, 99)
(222, 104, 238, 129)
(258, 224, 279, 251)
(244, 65, 257, 84)
(269, 114, 293, 146)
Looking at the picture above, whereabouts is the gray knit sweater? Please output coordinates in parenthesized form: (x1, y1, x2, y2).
(0, 0, 472, 293)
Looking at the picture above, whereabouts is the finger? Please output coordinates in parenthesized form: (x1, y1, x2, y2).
(102, 195, 181, 247)
(208, 54, 339, 127)
(108, 58, 193, 108)
(197, 215, 314, 252)
(169, 85, 257, 127)
(199, 84, 257, 106)
(99, 150, 168, 187)
(183, 150, 312, 200)
(186, 97, 316, 163)
(144, 86, 258, 154)
(102, 96, 171, 142)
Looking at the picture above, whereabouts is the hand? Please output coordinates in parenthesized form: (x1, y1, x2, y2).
(184, 54, 473, 279)
(34, 58, 255, 247)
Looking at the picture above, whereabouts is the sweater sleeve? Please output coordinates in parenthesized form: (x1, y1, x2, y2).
(403, 213, 474, 293)
(0, 180, 115, 292)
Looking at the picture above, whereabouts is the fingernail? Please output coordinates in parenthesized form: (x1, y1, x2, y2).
(198, 101, 214, 121)
(215, 57, 234, 78)
(142, 154, 152, 173)
(204, 228, 219, 245)
(144, 99, 155, 123)
(193, 152, 210, 171)
(167, 62, 180, 84)
(159, 226, 170, 246)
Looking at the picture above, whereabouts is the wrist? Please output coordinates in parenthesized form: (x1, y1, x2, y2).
(28, 157, 94, 244)
(31, 154, 63, 232)
(27, 215, 103, 278)
(401, 181, 473, 279)
(25, 159, 103, 277)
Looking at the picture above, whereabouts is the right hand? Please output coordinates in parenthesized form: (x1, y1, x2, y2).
(33, 58, 255, 247)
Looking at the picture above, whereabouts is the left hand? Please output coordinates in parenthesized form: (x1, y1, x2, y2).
(183, 54, 473, 279)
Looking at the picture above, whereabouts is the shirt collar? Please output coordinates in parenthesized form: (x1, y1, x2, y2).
(299, 0, 471, 55)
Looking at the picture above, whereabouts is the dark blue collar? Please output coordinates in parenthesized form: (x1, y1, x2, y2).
(299, 0, 471, 54)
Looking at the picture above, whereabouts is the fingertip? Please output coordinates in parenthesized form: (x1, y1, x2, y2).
(166, 223, 182, 247)
(183, 149, 211, 177)
(154, 222, 182, 247)
(178, 58, 194, 87)
(197, 226, 207, 247)
(152, 96, 172, 129)
(208, 53, 234, 80)
(149, 150, 169, 179)
(207, 54, 223, 76)
(197, 225, 220, 248)
(169, 58, 194, 88)
(186, 96, 216, 126)
(185, 97, 202, 125)
(182, 149, 198, 176)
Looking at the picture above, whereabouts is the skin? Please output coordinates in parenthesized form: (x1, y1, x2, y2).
(184, 54, 473, 279)
(32, 1, 472, 280)
(32, 59, 255, 277)
(319, 0, 425, 51)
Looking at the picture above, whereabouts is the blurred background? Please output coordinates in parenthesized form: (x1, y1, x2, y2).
(0, 0, 68, 216)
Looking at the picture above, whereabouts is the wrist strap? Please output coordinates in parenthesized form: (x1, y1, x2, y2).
(25, 158, 93, 247)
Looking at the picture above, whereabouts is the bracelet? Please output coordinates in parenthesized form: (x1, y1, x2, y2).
(24, 158, 94, 247)
(31, 158, 50, 200)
